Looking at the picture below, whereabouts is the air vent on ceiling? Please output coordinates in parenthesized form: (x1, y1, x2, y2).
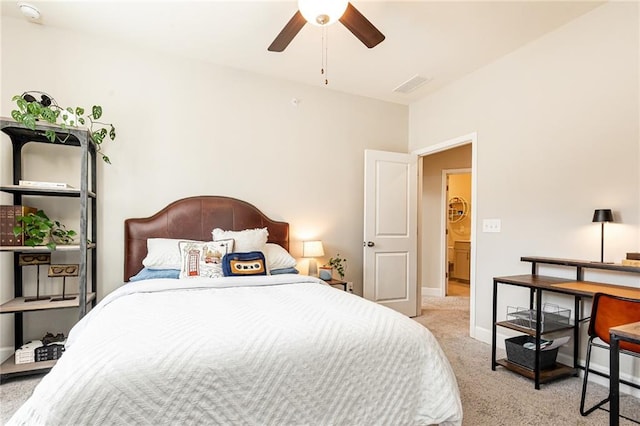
(393, 75, 431, 94)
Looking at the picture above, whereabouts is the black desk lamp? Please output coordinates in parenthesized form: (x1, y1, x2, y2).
(592, 209, 613, 263)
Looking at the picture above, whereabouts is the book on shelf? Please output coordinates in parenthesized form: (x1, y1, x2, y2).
(626, 252, 640, 261)
(621, 259, 640, 267)
(0, 205, 37, 246)
(18, 180, 74, 189)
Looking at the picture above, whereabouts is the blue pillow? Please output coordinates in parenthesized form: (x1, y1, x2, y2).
(130, 268, 180, 282)
(270, 267, 299, 275)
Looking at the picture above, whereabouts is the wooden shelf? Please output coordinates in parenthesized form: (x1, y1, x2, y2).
(0, 293, 96, 313)
(496, 320, 575, 336)
(1, 184, 96, 198)
(1, 354, 55, 380)
(0, 243, 96, 252)
(496, 358, 577, 383)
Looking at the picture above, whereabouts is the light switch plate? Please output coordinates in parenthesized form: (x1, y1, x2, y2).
(482, 218, 501, 233)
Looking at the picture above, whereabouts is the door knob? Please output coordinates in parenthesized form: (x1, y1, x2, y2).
(365, 241, 375, 247)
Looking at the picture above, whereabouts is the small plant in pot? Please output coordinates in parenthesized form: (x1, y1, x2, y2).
(327, 254, 347, 280)
(13, 210, 77, 250)
(10, 91, 116, 164)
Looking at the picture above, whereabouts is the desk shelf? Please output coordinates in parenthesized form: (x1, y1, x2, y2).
(495, 359, 577, 383)
(496, 320, 574, 336)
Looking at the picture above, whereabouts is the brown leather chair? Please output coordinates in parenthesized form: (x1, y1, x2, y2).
(580, 292, 640, 417)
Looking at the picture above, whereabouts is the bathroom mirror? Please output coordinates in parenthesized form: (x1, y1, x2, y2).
(448, 196, 468, 223)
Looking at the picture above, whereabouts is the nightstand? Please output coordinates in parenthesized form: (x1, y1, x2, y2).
(324, 278, 347, 291)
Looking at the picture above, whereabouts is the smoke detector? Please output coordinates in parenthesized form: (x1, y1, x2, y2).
(17, 2, 41, 22)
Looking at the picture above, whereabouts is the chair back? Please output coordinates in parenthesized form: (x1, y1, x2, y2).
(588, 292, 640, 353)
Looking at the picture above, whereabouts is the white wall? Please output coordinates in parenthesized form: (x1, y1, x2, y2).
(410, 1, 639, 383)
(0, 17, 408, 358)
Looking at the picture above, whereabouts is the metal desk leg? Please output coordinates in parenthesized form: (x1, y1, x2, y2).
(492, 279, 498, 370)
(610, 332, 620, 426)
(534, 288, 542, 390)
(574, 296, 580, 371)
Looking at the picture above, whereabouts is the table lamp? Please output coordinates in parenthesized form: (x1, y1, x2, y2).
(592, 209, 613, 263)
(302, 240, 324, 276)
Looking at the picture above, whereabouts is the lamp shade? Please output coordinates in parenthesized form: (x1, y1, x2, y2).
(302, 240, 324, 258)
(592, 209, 613, 223)
(298, 0, 348, 26)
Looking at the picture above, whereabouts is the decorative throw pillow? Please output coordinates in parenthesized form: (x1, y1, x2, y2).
(142, 238, 199, 270)
(222, 251, 267, 276)
(179, 240, 235, 279)
(211, 228, 268, 253)
(264, 243, 297, 271)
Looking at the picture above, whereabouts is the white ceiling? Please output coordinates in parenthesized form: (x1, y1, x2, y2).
(2, 1, 603, 105)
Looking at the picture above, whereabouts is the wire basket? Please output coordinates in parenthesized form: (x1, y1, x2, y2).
(506, 303, 571, 333)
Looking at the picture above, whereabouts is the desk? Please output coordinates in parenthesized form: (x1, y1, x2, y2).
(609, 321, 640, 426)
(493, 257, 640, 390)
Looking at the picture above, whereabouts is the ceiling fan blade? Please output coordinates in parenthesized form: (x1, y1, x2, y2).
(268, 10, 307, 52)
(339, 2, 385, 49)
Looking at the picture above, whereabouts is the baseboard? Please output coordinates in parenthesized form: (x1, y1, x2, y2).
(422, 286, 444, 297)
(474, 325, 640, 398)
(1, 345, 13, 364)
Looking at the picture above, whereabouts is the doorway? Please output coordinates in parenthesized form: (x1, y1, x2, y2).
(415, 132, 477, 336)
(445, 170, 471, 297)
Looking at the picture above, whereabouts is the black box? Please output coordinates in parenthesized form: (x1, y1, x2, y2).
(35, 344, 65, 362)
(505, 335, 558, 370)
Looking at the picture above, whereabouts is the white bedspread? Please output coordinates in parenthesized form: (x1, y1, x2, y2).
(9, 275, 462, 425)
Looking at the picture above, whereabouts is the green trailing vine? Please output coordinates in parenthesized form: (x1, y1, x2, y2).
(327, 254, 347, 279)
(10, 93, 116, 164)
(13, 210, 77, 250)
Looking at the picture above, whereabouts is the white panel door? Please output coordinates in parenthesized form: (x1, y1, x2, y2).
(363, 150, 417, 316)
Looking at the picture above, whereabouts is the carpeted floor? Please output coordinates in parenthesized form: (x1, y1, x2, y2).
(417, 296, 639, 425)
(1, 296, 638, 425)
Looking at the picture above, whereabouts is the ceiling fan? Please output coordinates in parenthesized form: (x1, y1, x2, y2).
(268, 0, 385, 52)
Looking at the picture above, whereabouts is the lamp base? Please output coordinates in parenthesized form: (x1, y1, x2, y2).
(308, 259, 318, 277)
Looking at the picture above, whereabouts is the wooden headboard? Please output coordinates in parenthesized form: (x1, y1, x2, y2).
(124, 196, 289, 281)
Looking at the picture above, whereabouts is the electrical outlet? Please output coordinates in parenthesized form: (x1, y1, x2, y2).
(347, 281, 354, 293)
(482, 218, 501, 233)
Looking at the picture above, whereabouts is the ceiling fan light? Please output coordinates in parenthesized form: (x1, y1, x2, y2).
(298, 0, 348, 26)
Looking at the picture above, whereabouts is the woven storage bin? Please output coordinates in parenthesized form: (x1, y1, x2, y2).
(505, 335, 558, 370)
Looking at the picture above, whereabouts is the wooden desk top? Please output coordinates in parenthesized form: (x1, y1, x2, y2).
(610, 321, 640, 342)
(550, 282, 640, 299)
(494, 274, 640, 299)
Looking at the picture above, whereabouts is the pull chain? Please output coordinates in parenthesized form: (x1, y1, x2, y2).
(321, 26, 328, 85)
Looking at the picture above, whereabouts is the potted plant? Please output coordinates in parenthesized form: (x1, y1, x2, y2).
(10, 91, 116, 164)
(327, 253, 347, 280)
(13, 210, 77, 250)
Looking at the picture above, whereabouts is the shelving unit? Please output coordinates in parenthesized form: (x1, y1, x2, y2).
(0, 117, 97, 380)
(491, 257, 640, 389)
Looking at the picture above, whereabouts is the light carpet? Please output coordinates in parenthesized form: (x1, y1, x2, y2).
(417, 296, 639, 425)
(1, 296, 638, 425)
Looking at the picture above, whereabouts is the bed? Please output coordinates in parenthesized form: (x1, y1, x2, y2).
(9, 196, 462, 425)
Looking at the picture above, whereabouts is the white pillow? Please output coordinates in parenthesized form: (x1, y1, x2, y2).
(142, 238, 199, 270)
(211, 228, 268, 253)
(179, 240, 234, 279)
(265, 243, 296, 271)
